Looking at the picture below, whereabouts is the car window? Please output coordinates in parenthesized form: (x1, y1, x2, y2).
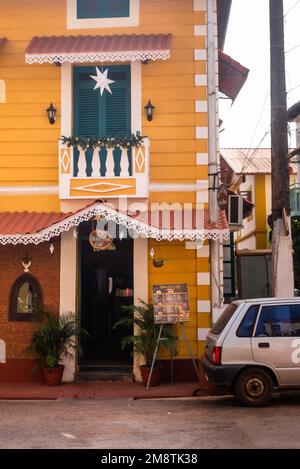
(255, 304, 300, 337)
(211, 303, 238, 335)
(236, 305, 260, 337)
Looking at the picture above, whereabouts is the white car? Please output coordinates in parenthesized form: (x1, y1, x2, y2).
(203, 298, 300, 406)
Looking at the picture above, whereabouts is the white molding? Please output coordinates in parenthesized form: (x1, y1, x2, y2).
(196, 153, 209, 165)
(196, 191, 208, 203)
(0, 185, 59, 195)
(195, 100, 208, 113)
(197, 328, 210, 341)
(0, 79, 6, 103)
(195, 74, 207, 86)
(150, 182, 197, 192)
(193, 0, 206, 10)
(194, 49, 207, 61)
(133, 237, 148, 381)
(196, 127, 208, 139)
(61, 63, 72, 136)
(197, 272, 210, 285)
(131, 61, 141, 133)
(60, 230, 77, 382)
(0, 339, 6, 363)
(197, 245, 209, 257)
(67, 0, 139, 29)
(194, 25, 207, 36)
(197, 300, 210, 313)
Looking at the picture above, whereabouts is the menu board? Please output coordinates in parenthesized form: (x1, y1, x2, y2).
(153, 284, 189, 324)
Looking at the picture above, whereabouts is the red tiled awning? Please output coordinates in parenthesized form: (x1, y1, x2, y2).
(0, 212, 72, 235)
(219, 50, 249, 101)
(0, 203, 228, 245)
(25, 34, 172, 64)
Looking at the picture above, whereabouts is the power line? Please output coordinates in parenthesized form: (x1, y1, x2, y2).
(228, 90, 269, 188)
(285, 42, 300, 54)
(284, 0, 300, 17)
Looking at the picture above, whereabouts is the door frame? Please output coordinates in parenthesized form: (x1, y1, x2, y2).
(59, 230, 148, 381)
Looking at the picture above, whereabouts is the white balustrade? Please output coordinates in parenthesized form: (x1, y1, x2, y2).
(91, 148, 101, 178)
(77, 146, 87, 177)
(120, 147, 130, 177)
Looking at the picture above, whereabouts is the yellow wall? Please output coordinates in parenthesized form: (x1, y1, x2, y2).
(0, 0, 210, 360)
(0, 0, 204, 210)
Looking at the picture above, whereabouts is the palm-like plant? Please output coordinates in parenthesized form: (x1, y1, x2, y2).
(114, 299, 178, 367)
(27, 311, 88, 369)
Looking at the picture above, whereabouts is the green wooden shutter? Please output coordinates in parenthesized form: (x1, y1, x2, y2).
(77, 0, 130, 19)
(73, 65, 131, 137)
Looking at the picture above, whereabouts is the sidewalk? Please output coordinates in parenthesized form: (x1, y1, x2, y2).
(0, 381, 210, 400)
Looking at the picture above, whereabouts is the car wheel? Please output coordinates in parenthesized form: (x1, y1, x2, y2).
(234, 368, 273, 407)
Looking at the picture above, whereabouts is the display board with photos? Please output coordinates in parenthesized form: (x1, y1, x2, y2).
(153, 284, 189, 324)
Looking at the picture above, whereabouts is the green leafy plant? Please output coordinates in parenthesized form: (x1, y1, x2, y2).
(26, 311, 89, 369)
(60, 131, 147, 151)
(114, 299, 178, 367)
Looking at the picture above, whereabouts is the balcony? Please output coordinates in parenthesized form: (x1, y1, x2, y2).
(59, 138, 149, 199)
(290, 184, 300, 217)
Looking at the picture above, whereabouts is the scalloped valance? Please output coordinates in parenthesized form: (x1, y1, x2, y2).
(0, 202, 229, 245)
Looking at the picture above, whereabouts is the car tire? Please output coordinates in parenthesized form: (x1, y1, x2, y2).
(234, 368, 273, 407)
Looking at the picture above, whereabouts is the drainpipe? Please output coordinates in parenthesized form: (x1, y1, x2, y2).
(207, 0, 221, 323)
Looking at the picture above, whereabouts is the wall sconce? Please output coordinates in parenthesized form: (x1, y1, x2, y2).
(46, 102, 57, 125)
(144, 100, 155, 121)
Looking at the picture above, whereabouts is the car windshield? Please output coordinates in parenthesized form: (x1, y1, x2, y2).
(211, 303, 238, 335)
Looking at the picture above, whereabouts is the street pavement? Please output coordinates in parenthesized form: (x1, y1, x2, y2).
(0, 392, 300, 449)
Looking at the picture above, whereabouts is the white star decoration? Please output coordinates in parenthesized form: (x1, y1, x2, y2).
(89, 67, 115, 95)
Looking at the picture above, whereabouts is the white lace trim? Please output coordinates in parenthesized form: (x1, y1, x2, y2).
(25, 49, 171, 64)
(0, 203, 229, 245)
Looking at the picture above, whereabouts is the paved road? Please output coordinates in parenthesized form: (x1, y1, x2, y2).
(1, 392, 300, 449)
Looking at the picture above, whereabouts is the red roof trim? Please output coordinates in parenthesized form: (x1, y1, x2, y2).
(0, 206, 228, 237)
(219, 49, 249, 101)
(25, 34, 172, 64)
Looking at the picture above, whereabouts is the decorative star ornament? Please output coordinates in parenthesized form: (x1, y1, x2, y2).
(89, 67, 115, 95)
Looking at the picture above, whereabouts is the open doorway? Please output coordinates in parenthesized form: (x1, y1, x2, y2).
(78, 220, 133, 368)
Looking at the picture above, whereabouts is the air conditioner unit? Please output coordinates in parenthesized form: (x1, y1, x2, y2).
(228, 194, 243, 226)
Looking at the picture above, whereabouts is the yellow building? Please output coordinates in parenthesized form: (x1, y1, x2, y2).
(0, 0, 247, 383)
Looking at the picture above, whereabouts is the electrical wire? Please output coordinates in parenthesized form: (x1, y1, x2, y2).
(284, 0, 300, 17)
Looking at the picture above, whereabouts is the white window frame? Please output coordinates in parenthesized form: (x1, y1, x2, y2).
(67, 0, 139, 29)
(60, 61, 141, 137)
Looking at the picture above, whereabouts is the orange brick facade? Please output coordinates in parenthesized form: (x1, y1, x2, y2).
(0, 239, 60, 381)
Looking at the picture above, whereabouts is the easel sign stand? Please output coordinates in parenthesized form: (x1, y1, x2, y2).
(146, 322, 201, 390)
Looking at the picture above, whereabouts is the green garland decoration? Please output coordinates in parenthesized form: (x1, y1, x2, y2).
(61, 132, 146, 150)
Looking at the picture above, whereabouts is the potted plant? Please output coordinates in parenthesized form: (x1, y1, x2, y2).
(114, 299, 178, 386)
(27, 311, 88, 386)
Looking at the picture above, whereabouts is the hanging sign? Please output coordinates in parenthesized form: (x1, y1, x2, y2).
(153, 284, 189, 324)
(217, 183, 229, 210)
(89, 230, 115, 251)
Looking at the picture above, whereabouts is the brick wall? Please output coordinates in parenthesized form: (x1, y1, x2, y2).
(0, 239, 60, 366)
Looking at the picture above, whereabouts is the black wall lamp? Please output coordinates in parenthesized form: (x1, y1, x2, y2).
(47, 102, 57, 125)
(144, 100, 155, 121)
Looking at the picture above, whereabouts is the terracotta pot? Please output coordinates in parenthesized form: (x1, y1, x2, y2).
(140, 365, 161, 387)
(42, 365, 65, 386)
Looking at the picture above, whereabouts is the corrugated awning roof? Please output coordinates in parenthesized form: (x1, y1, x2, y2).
(0, 212, 72, 235)
(25, 34, 172, 64)
(0, 203, 228, 245)
(219, 50, 249, 101)
(221, 148, 297, 175)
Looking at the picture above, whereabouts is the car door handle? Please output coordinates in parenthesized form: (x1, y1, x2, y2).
(258, 342, 270, 348)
